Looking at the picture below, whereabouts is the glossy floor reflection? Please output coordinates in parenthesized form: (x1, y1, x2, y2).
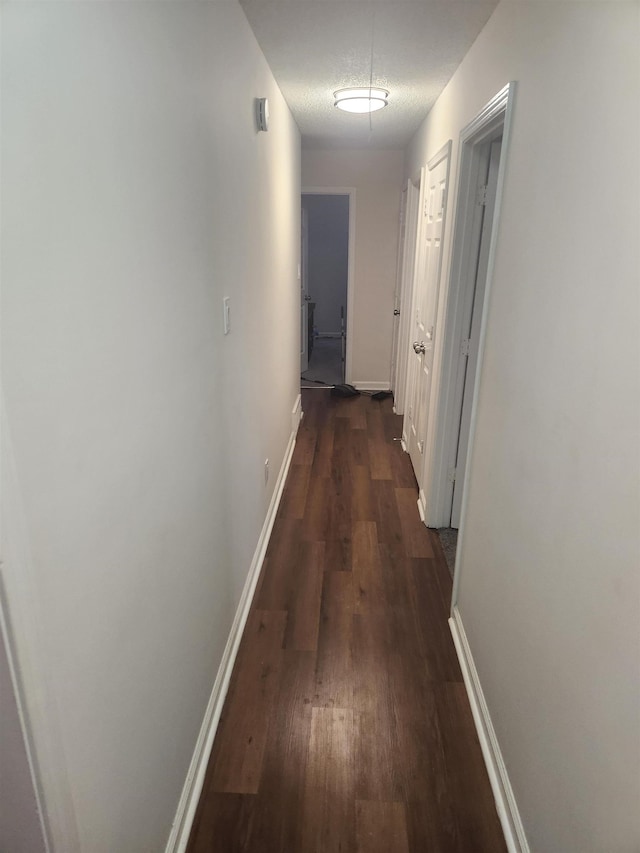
(187, 390, 506, 852)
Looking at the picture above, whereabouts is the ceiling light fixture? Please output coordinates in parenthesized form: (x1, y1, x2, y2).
(333, 87, 388, 114)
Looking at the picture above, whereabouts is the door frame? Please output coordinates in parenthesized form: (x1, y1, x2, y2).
(0, 581, 51, 851)
(449, 137, 502, 529)
(300, 188, 356, 384)
(0, 409, 79, 851)
(423, 83, 516, 599)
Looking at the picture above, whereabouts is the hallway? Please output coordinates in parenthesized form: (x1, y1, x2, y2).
(187, 390, 505, 852)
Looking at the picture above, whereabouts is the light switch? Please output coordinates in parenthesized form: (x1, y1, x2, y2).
(223, 296, 231, 335)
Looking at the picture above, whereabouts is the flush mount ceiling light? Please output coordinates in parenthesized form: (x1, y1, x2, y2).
(333, 87, 389, 114)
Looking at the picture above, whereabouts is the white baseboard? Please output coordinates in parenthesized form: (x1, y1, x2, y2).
(291, 393, 302, 434)
(352, 381, 391, 392)
(449, 607, 529, 853)
(165, 408, 301, 853)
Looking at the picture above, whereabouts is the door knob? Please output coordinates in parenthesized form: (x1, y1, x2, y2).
(304, 295, 312, 302)
(393, 309, 400, 316)
(413, 341, 426, 355)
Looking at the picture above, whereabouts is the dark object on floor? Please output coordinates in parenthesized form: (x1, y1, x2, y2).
(330, 383, 360, 398)
(371, 390, 392, 400)
(300, 376, 330, 385)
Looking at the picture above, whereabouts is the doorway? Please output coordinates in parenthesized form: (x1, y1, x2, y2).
(300, 191, 354, 388)
(449, 136, 502, 528)
(424, 84, 515, 585)
(436, 136, 502, 575)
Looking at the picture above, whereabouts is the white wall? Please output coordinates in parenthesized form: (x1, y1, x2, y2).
(302, 194, 349, 335)
(406, 2, 640, 851)
(302, 149, 404, 386)
(1, 3, 300, 851)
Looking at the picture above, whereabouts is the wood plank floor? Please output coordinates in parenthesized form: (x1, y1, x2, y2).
(187, 390, 506, 853)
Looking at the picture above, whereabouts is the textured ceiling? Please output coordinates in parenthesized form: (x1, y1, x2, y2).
(240, 1, 499, 149)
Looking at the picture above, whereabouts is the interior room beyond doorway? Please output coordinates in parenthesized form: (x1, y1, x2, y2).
(301, 193, 349, 388)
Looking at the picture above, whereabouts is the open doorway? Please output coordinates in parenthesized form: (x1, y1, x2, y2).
(300, 192, 352, 388)
(425, 83, 515, 582)
(448, 136, 502, 530)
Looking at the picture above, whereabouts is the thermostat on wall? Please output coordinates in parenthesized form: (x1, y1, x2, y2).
(257, 98, 269, 132)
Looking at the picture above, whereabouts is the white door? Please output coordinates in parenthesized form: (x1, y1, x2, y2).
(450, 138, 502, 527)
(393, 179, 420, 415)
(402, 170, 425, 445)
(406, 155, 449, 485)
(389, 188, 407, 396)
(300, 204, 309, 374)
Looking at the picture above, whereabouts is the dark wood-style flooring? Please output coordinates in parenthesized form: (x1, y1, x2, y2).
(187, 390, 506, 852)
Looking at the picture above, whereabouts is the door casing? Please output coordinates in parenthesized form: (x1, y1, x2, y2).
(420, 84, 516, 606)
(450, 137, 502, 529)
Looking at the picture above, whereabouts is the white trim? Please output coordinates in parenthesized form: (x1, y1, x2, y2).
(301, 187, 356, 385)
(165, 409, 301, 853)
(0, 579, 50, 853)
(352, 381, 390, 392)
(291, 393, 302, 434)
(0, 404, 80, 852)
(449, 607, 529, 853)
(450, 82, 516, 607)
(427, 138, 453, 173)
(427, 82, 516, 536)
(461, 83, 513, 142)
